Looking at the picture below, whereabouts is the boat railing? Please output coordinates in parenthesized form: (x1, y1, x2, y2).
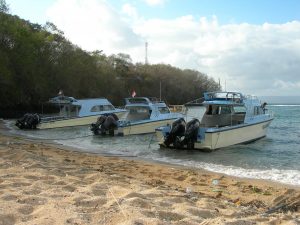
(204, 92, 244, 103)
(184, 97, 204, 106)
(244, 95, 259, 101)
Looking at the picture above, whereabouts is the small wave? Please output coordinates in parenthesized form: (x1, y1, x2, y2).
(270, 104, 300, 107)
(155, 158, 300, 186)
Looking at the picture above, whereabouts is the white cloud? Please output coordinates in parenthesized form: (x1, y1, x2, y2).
(122, 3, 138, 19)
(46, 0, 143, 53)
(46, 0, 300, 96)
(143, 0, 167, 7)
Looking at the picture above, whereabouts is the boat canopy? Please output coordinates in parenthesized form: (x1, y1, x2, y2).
(203, 92, 245, 106)
(125, 97, 164, 105)
(48, 96, 77, 104)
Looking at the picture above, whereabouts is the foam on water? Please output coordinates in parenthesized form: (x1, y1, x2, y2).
(271, 105, 300, 107)
(152, 157, 300, 186)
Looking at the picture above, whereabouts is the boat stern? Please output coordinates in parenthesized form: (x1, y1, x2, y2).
(155, 125, 171, 146)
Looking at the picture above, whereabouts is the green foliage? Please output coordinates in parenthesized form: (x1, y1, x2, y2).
(0, 11, 220, 115)
(0, 0, 9, 13)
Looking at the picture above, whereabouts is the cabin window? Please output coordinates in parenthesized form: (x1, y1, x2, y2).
(233, 106, 246, 114)
(206, 105, 231, 115)
(103, 105, 115, 111)
(61, 105, 80, 117)
(254, 106, 263, 115)
(126, 107, 149, 114)
(219, 106, 231, 114)
(206, 105, 219, 115)
(125, 106, 151, 121)
(91, 105, 115, 112)
(91, 105, 102, 112)
(158, 107, 170, 114)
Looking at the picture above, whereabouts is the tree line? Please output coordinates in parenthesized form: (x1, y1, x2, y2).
(0, 1, 220, 117)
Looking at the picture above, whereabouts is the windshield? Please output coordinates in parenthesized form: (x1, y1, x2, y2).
(124, 106, 151, 121)
(158, 107, 170, 114)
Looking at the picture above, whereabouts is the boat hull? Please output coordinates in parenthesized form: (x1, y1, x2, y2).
(37, 111, 127, 129)
(156, 119, 273, 150)
(117, 119, 178, 136)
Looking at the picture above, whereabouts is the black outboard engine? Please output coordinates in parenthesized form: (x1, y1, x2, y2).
(164, 118, 186, 148)
(15, 113, 40, 129)
(90, 115, 107, 135)
(90, 113, 119, 136)
(102, 114, 119, 136)
(183, 118, 200, 149)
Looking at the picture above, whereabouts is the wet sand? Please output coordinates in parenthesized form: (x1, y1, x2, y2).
(0, 125, 299, 224)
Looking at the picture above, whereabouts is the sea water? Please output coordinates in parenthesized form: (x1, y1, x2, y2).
(4, 105, 300, 186)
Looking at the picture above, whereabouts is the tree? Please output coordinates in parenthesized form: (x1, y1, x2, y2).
(0, 0, 9, 13)
(0, 10, 221, 117)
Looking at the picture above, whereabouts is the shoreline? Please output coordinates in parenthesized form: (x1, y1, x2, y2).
(2, 119, 299, 190)
(0, 123, 299, 224)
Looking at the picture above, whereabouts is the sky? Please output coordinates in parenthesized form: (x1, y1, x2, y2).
(6, 0, 300, 96)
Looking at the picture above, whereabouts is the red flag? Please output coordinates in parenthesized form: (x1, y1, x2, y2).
(58, 89, 64, 96)
(131, 90, 136, 97)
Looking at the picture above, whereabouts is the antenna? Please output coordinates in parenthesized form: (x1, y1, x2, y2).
(145, 42, 148, 64)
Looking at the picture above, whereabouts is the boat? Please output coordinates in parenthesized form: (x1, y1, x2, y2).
(90, 97, 183, 136)
(155, 92, 274, 150)
(15, 95, 127, 129)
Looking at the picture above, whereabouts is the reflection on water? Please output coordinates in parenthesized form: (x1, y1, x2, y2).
(4, 105, 300, 186)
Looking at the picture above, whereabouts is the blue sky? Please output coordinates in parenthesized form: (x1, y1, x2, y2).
(7, 0, 300, 25)
(111, 0, 300, 24)
(5, 0, 300, 96)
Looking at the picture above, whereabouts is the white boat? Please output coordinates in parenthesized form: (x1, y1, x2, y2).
(156, 92, 274, 150)
(91, 97, 183, 136)
(15, 95, 127, 129)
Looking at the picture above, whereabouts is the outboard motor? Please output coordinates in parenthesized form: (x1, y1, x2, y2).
(164, 118, 186, 148)
(16, 113, 40, 129)
(90, 113, 119, 136)
(90, 115, 107, 135)
(102, 114, 119, 136)
(183, 118, 200, 149)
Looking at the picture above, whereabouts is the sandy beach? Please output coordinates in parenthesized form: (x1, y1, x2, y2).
(0, 126, 299, 225)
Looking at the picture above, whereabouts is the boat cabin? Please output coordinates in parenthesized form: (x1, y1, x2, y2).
(200, 92, 266, 128)
(48, 96, 117, 118)
(123, 97, 171, 122)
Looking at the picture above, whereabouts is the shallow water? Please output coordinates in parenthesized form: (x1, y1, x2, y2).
(4, 105, 300, 186)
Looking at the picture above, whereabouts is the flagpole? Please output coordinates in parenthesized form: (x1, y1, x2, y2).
(159, 80, 161, 101)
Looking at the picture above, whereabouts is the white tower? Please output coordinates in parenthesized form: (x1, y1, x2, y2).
(145, 42, 148, 64)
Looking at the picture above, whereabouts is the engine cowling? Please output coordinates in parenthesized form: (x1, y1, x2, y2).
(90, 113, 119, 136)
(164, 118, 186, 147)
(15, 113, 40, 129)
(183, 118, 200, 149)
